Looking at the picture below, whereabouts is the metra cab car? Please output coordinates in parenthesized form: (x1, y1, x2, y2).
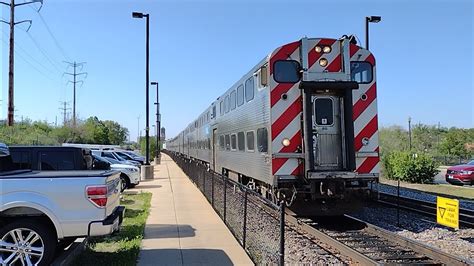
(446, 160, 474, 185)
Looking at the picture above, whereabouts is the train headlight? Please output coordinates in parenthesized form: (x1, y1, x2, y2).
(314, 46, 322, 53)
(282, 138, 291, 147)
(323, 46, 332, 53)
(319, 58, 328, 67)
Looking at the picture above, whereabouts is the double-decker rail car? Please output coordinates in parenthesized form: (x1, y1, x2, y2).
(167, 36, 379, 215)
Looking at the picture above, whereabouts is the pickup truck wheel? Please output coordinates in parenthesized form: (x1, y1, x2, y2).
(120, 174, 130, 192)
(0, 220, 56, 266)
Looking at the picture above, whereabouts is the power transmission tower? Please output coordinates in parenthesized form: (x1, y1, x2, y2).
(63, 61, 87, 127)
(59, 101, 71, 126)
(1, 0, 43, 126)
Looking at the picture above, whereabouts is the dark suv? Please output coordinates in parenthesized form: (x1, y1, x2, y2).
(9, 146, 109, 171)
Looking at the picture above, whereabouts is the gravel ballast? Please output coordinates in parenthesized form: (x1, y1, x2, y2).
(353, 206, 474, 263)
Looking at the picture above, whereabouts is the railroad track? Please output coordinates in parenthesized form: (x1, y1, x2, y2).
(285, 214, 471, 265)
(375, 192, 474, 228)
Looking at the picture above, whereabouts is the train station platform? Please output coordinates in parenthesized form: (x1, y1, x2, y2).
(134, 154, 253, 266)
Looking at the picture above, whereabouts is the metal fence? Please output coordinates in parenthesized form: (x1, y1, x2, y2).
(166, 151, 285, 265)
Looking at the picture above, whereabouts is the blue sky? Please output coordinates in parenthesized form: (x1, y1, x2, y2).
(1, 0, 473, 140)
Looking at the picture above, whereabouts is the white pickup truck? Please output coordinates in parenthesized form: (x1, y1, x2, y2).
(0, 144, 125, 265)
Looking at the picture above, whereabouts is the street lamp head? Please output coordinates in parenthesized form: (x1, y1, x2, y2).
(151, 82, 158, 85)
(132, 12, 144, 18)
(367, 16, 382, 23)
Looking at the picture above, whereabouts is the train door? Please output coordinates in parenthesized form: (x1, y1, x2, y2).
(212, 128, 217, 170)
(312, 95, 344, 171)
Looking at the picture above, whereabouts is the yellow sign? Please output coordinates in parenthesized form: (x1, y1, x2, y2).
(436, 196, 459, 229)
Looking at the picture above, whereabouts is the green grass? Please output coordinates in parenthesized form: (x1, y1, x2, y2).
(72, 192, 152, 266)
(380, 177, 474, 200)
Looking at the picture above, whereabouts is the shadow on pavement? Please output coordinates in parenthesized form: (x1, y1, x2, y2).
(144, 224, 196, 239)
(138, 248, 234, 266)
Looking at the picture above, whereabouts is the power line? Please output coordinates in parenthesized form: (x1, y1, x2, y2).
(35, 9, 70, 61)
(1, 29, 57, 75)
(0, 36, 54, 80)
(26, 31, 64, 72)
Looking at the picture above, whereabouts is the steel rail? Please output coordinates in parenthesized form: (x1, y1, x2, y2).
(347, 215, 472, 266)
(285, 214, 378, 265)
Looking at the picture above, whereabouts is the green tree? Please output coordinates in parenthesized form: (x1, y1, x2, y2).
(83, 117, 110, 144)
(103, 120, 129, 145)
(439, 128, 471, 157)
(379, 125, 409, 155)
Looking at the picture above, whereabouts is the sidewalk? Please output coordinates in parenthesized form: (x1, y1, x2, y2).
(134, 154, 253, 266)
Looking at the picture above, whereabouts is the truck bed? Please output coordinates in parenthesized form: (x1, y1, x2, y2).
(0, 170, 119, 178)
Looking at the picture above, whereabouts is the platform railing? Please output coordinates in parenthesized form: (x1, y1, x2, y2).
(165, 151, 285, 265)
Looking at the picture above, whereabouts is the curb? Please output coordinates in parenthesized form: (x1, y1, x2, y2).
(51, 238, 87, 266)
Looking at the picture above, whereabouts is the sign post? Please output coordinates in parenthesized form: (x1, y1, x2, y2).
(436, 196, 459, 229)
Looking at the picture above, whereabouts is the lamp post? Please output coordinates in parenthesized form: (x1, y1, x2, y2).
(132, 11, 150, 165)
(151, 81, 161, 164)
(365, 16, 381, 50)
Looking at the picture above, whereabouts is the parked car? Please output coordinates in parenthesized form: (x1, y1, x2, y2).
(92, 150, 141, 167)
(93, 155, 140, 191)
(0, 144, 125, 265)
(446, 160, 474, 185)
(114, 150, 145, 165)
(9, 146, 109, 171)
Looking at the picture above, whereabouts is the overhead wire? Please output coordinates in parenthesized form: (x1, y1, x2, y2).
(0, 36, 54, 81)
(34, 8, 70, 62)
(26, 31, 64, 72)
(1, 29, 57, 75)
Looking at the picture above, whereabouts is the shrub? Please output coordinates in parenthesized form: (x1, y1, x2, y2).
(382, 151, 439, 184)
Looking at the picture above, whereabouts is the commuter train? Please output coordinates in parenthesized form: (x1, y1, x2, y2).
(167, 36, 379, 214)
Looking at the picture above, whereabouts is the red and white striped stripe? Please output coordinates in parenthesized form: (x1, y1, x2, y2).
(350, 44, 379, 174)
(269, 41, 303, 176)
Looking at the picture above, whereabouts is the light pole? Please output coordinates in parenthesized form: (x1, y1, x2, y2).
(365, 16, 381, 50)
(151, 81, 161, 164)
(132, 11, 150, 165)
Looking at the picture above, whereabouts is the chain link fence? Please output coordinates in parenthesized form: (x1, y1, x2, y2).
(166, 151, 285, 265)
(433, 155, 473, 166)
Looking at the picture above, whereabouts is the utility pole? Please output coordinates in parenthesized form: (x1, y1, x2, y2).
(408, 117, 412, 150)
(1, 0, 42, 126)
(64, 61, 87, 127)
(137, 115, 140, 143)
(59, 101, 71, 126)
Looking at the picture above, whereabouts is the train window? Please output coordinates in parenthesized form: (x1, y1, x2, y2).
(219, 136, 224, 150)
(245, 77, 254, 102)
(273, 60, 301, 83)
(225, 95, 230, 113)
(257, 128, 268, 153)
(230, 90, 236, 110)
(237, 132, 245, 151)
(225, 135, 230, 150)
(237, 85, 244, 106)
(231, 134, 237, 151)
(220, 101, 223, 115)
(314, 98, 334, 126)
(351, 62, 373, 83)
(246, 131, 255, 152)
